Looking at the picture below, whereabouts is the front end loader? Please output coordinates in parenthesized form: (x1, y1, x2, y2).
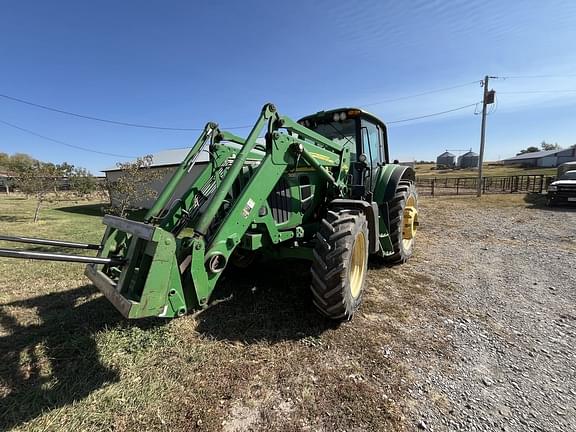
(0, 103, 418, 321)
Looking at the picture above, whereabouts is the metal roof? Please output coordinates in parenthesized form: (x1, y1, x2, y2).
(502, 148, 568, 162)
(102, 138, 266, 172)
(460, 151, 478, 158)
(103, 148, 210, 172)
(437, 151, 455, 157)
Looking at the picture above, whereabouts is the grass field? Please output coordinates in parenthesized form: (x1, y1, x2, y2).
(415, 163, 556, 178)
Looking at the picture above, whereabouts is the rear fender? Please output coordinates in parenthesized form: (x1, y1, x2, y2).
(373, 164, 416, 205)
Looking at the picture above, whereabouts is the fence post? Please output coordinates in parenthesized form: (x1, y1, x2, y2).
(456, 178, 460, 195)
(431, 178, 435, 197)
(482, 177, 487, 194)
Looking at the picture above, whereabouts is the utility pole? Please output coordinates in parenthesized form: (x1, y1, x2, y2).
(477, 75, 495, 197)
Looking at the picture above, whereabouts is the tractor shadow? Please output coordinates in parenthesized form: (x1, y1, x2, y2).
(0, 284, 161, 430)
(523, 192, 576, 212)
(195, 259, 338, 344)
(56, 204, 148, 221)
(56, 203, 106, 217)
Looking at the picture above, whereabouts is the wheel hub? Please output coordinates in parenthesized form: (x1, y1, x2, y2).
(350, 231, 366, 299)
(402, 207, 418, 240)
(402, 194, 418, 244)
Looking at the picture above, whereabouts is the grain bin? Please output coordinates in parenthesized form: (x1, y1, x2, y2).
(458, 151, 479, 169)
(436, 151, 456, 168)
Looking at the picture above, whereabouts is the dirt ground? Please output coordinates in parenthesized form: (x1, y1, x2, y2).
(373, 194, 576, 431)
(1, 194, 575, 431)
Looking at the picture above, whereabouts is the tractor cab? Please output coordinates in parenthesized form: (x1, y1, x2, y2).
(298, 108, 390, 194)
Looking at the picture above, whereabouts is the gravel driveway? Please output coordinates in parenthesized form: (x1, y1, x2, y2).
(391, 195, 576, 431)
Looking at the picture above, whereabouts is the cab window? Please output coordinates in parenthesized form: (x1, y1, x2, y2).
(306, 118, 357, 160)
(360, 119, 382, 166)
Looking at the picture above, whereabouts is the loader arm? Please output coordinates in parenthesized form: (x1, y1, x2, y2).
(86, 103, 352, 318)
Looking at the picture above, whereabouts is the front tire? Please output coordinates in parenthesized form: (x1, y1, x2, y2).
(310, 210, 369, 321)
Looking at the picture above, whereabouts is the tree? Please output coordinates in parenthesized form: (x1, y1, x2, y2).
(14, 162, 61, 222)
(105, 155, 163, 217)
(0, 152, 9, 169)
(69, 167, 97, 197)
(516, 146, 539, 156)
(7, 153, 36, 171)
(540, 141, 560, 151)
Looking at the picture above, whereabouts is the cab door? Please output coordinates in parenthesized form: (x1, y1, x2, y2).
(360, 119, 384, 192)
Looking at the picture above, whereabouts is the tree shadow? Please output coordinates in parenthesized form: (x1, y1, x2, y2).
(0, 284, 161, 430)
(523, 192, 576, 212)
(194, 260, 337, 344)
(0, 216, 26, 223)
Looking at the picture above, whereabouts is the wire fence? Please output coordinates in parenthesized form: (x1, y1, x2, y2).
(417, 174, 554, 196)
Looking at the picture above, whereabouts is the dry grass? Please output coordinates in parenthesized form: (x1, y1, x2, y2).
(0, 195, 453, 431)
(421, 191, 549, 209)
(415, 163, 556, 178)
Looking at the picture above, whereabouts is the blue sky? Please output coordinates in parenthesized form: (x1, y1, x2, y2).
(2, 0, 576, 173)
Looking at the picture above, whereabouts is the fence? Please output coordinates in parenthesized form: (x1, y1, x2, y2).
(417, 174, 554, 197)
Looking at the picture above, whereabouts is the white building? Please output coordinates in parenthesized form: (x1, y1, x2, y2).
(103, 148, 210, 209)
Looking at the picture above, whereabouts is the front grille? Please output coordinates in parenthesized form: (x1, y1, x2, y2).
(268, 177, 291, 224)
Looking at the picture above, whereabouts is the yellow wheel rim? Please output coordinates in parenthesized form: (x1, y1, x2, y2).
(402, 195, 418, 250)
(350, 231, 367, 298)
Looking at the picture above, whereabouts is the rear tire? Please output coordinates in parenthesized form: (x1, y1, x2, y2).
(385, 181, 418, 264)
(310, 210, 369, 321)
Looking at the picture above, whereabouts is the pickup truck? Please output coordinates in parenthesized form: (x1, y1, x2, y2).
(547, 169, 576, 206)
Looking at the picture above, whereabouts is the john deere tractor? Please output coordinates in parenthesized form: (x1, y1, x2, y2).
(0, 103, 418, 321)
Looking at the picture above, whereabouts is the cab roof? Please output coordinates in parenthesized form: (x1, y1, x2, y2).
(298, 107, 387, 130)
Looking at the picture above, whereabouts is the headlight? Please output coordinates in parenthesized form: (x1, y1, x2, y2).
(548, 185, 557, 192)
(332, 112, 347, 122)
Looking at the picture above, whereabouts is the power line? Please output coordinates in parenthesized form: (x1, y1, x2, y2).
(498, 89, 576, 94)
(387, 102, 481, 124)
(0, 118, 135, 158)
(360, 80, 481, 107)
(0, 93, 254, 131)
(0, 79, 483, 134)
(499, 74, 576, 79)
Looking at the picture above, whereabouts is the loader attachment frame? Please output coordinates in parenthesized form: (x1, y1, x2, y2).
(85, 215, 186, 318)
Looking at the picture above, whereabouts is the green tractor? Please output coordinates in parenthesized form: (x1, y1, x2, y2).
(0, 104, 418, 321)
